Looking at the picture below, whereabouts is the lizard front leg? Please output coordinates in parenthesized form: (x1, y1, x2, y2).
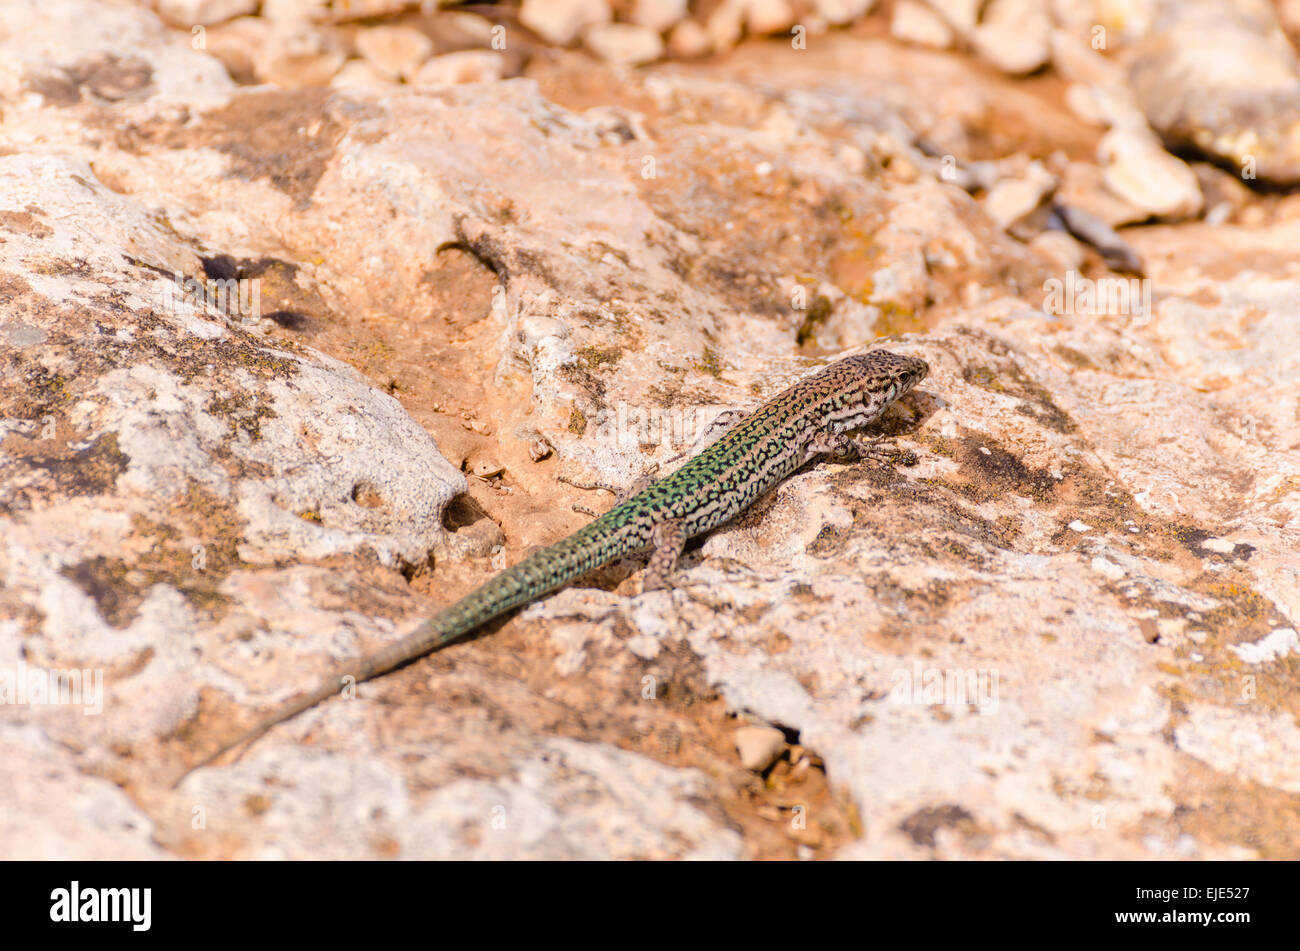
(806, 432, 918, 467)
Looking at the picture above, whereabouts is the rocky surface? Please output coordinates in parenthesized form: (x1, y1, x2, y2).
(1, 0, 1298, 859)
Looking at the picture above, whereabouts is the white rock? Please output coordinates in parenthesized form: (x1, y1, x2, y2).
(157, 0, 257, 27)
(1199, 536, 1235, 554)
(1048, 28, 1124, 86)
(355, 25, 434, 81)
(971, 0, 1051, 74)
(412, 51, 506, 85)
(667, 18, 712, 58)
(891, 0, 954, 48)
(202, 16, 271, 83)
(927, 0, 979, 34)
(706, 0, 745, 52)
(1176, 705, 1300, 794)
(259, 0, 327, 23)
(742, 0, 797, 35)
(584, 22, 665, 66)
(1030, 230, 1085, 273)
(631, 0, 688, 35)
(813, 0, 876, 27)
(982, 160, 1057, 229)
(329, 58, 395, 88)
(734, 725, 786, 772)
(253, 24, 346, 87)
(521, 0, 612, 46)
(1099, 128, 1204, 221)
(1230, 628, 1300, 665)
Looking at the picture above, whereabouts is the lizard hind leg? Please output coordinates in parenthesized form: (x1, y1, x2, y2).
(642, 518, 686, 592)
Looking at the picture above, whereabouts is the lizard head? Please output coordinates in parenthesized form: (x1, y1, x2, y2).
(850, 349, 929, 403)
(820, 349, 929, 432)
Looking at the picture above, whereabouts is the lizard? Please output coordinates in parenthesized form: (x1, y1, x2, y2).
(177, 349, 929, 782)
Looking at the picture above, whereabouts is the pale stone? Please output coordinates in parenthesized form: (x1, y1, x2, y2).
(202, 16, 272, 84)
(1028, 230, 1085, 273)
(432, 11, 498, 47)
(926, 0, 979, 33)
(1099, 128, 1204, 221)
(1057, 160, 1147, 227)
(742, 0, 797, 35)
(734, 726, 786, 772)
(253, 24, 347, 87)
(520, 0, 612, 46)
(891, 0, 954, 48)
(631, 0, 688, 34)
(706, 0, 744, 52)
(157, 0, 258, 27)
(327, 0, 411, 20)
(329, 57, 396, 88)
(971, 0, 1051, 74)
(982, 160, 1057, 229)
(412, 51, 505, 85)
(667, 18, 712, 57)
(260, 0, 328, 23)
(812, 0, 876, 27)
(584, 22, 664, 66)
(355, 25, 434, 81)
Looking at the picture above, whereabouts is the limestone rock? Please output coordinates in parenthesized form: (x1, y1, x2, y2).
(520, 0, 612, 46)
(412, 51, 506, 85)
(355, 25, 434, 81)
(891, 0, 955, 48)
(583, 22, 665, 65)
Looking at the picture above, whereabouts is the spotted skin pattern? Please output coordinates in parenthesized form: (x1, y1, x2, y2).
(179, 350, 928, 779)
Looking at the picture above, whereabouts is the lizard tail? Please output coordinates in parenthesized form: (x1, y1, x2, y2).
(174, 515, 639, 787)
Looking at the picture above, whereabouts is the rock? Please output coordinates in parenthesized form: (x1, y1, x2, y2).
(971, 0, 1051, 74)
(1028, 229, 1085, 273)
(428, 11, 497, 48)
(583, 22, 665, 65)
(157, 0, 258, 27)
(742, 0, 797, 35)
(202, 16, 271, 84)
(706, 0, 745, 52)
(1052, 202, 1144, 274)
(1057, 160, 1146, 228)
(412, 51, 506, 85)
(1049, 29, 1124, 87)
(520, 0, 612, 46)
(926, 0, 979, 34)
(260, 0, 328, 23)
(330, 57, 396, 88)
(734, 725, 787, 772)
(355, 25, 434, 82)
(891, 0, 955, 48)
(252, 23, 347, 87)
(1127, 0, 1300, 185)
(631, 0, 688, 34)
(1190, 162, 1255, 226)
(812, 0, 876, 28)
(325, 0, 409, 20)
(667, 18, 712, 57)
(981, 159, 1057, 230)
(1099, 128, 1203, 221)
